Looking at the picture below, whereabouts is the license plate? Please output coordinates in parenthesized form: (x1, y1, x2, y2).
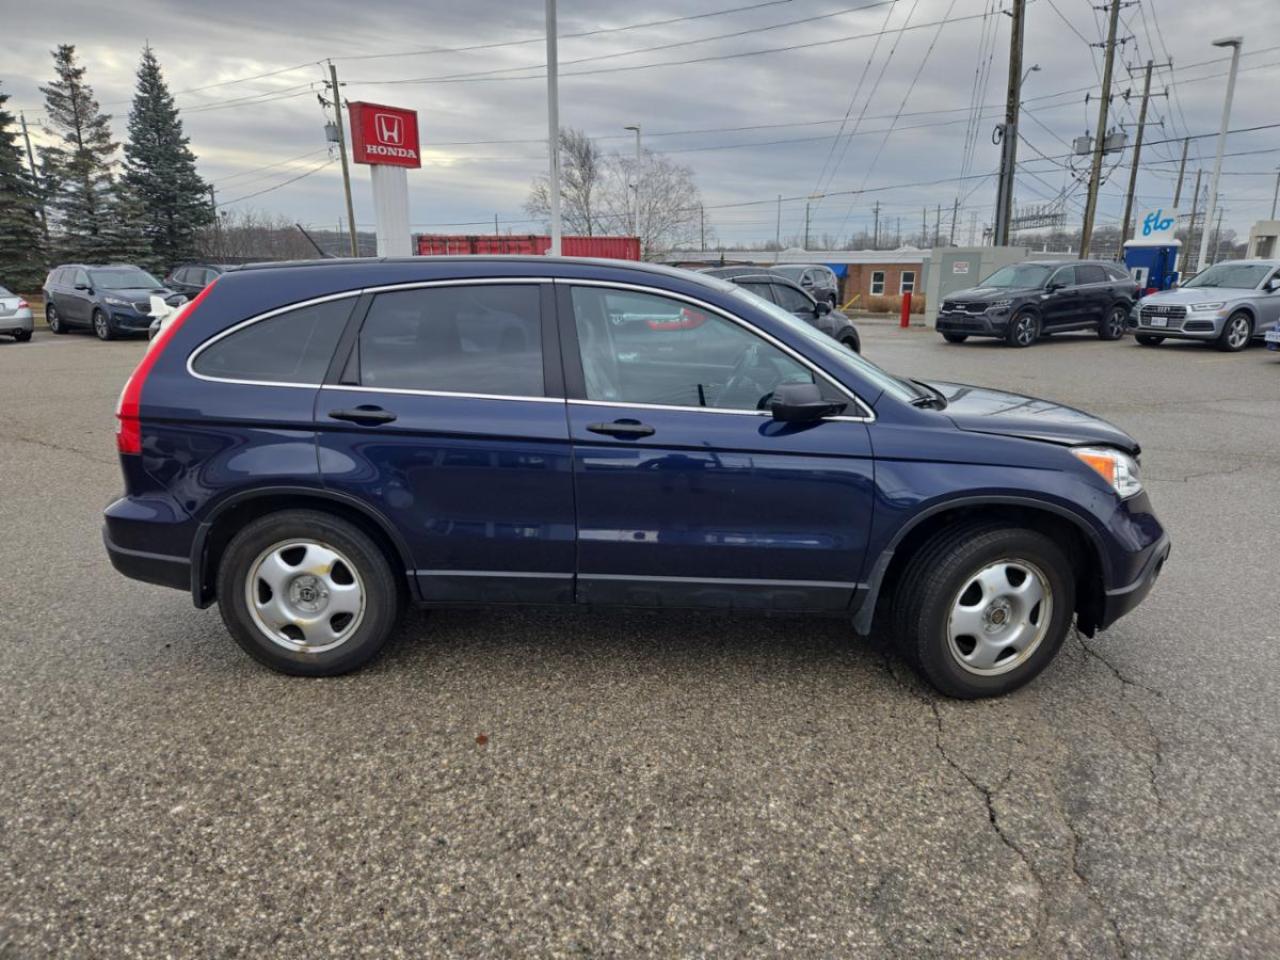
(1147, 316, 1168, 328)
(1265, 329, 1280, 344)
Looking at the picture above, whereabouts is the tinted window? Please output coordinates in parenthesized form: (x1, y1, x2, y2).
(359, 285, 543, 396)
(1105, 265, 1129, 281)
(981, 264, 1053, 288)
(74, 269, 90, 287)
(1076, 264, 1108, 284)
(772, 283, 812, 312)
(193, 298, 352, 383)
(1048, 267, 1075, 288)
(570, 286, 817, 412)
(739, 281, 775, 302)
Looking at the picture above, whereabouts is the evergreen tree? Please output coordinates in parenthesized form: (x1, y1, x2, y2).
(103, 178, 155, 269)
(0, 82, 47, 291)
(39, 44, 119, 262)
(124, 46, 212, 270)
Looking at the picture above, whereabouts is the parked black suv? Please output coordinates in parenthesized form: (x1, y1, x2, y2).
(164, 262, 233, 299)
(701, 268, 861, 352)
(43, 264, 185, 340)
(937, 260, 1137, 347)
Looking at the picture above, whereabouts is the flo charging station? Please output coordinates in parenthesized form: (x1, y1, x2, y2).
(1123, 207, 1182, 294)
(347, 101, 421, 257)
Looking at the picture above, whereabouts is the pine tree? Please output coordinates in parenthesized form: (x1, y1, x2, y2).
(39, 44, 120, 262)
(0, 82, 47, 291)
(102, 178, 155, 269)
(124, 46, 212, 271)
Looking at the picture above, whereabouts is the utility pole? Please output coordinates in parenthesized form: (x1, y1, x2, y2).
(969, 211, 978, 246)
(1209, 204, 1224, 266)
(949, 196, 960, 245)
(804, 199, 812, 250)
(934, 204, 942, 247)
(209, 185, 222, 257)
(775, 194, 782, 248)
(1180, 169, 1202, 275)
(872, 201, 880, 249)
(921, 207, 928, 247)
(896, 216, 902, 247)
(1172, 137, 1190, 208)
(326, 62, 359, 258)
(19, 112, 48, 240)
(1118, 60, 1155, 256)
(545, 0, 562, 256)
(993, 0, 1025, 246)
(495, 213, 500, 235)
(1079, 0, 1122, 259)
(699, 204, 705, 251)
(1271, 166, 1280, 220)
(1197, 36, 1243, 273)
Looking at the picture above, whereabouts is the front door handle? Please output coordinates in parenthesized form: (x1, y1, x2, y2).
(328, 405, 397, 426)
(586, 419, 655, 439)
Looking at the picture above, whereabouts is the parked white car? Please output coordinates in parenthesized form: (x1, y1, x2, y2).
(0, 285, 34, 342)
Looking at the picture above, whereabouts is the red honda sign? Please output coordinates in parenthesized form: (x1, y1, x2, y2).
(348, 101, 421, 168)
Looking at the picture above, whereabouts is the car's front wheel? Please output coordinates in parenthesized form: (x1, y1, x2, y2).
(1098, 305, 1128, 340)
(216, 510, 403, 676)
(891, 523, 1075, 698)
(1006, 311, 1040, 347)
(92, 309, 115, 341)
(1217, 311, 1252, 352)
(941, 332, 968, 344)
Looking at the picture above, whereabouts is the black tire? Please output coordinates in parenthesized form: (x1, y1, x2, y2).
(1216, 311, 1252, 352)
(47, 304, 66, 334)
(216, 509, 403, 676)
(1098, 304, 1128, 340)
(1005, 311, 1039, 348)
(13, 329, 32, 342)
(840, 333, 861, 354)
(92, 309, 114, 341)
(890, 523, 1076, 699)
(941, 332, 968, 344)
(1135, 334, 1164, 346)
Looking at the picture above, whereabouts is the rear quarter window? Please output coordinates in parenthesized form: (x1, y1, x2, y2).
(191, 297, 354, 384)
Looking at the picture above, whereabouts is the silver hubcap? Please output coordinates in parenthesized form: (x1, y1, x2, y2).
(1015, 317, 1035, 345)
(1227, 316, 1249, 348)
(95, 315, 107, 336)
(245, 539, 365, 653)
(1109, 310, 1124, 334)
(946, 559, 1053, 676)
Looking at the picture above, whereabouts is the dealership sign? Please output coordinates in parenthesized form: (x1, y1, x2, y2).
(348, 102, 421, 168)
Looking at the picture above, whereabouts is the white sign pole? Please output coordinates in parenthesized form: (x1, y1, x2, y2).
(370, 165, 411, 257)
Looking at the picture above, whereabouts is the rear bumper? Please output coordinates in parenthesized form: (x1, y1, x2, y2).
(103, 527, 191, 591)
(1, 311, 34, 334)
(1097, 531, 1170, 631)
(103, 495, 196, 593)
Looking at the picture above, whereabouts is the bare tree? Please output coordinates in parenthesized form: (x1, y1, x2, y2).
(526, 127, 604, 236)
(598, 149, 702, 258)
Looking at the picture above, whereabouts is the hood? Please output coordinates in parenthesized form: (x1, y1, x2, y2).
(925, 380, 1139, 455)
(944, 285, 1038, 302)
(1141, 285, 1255, 305)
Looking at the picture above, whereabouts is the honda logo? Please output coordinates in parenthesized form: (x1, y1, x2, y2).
(374, 113, 403, 146)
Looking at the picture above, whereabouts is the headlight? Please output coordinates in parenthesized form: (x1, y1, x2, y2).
(987, 299, 1012, 310)
(103, 295, 132, 307)
(1189, 301, 1225, 312)
(1073, 446, 1142, 498)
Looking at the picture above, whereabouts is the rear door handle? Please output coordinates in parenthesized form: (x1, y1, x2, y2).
(328, 406, 397, 426)
(586, 419, 655, 438)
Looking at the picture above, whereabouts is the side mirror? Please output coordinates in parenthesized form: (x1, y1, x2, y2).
(815, 300, 832, 316)
(1266, 278, 1280, 293)
(770, 382, 845, 423)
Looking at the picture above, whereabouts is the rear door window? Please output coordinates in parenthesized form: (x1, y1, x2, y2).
(192, 297, 353, 384)
(772, 283, 813, 313)
(1076, 264, 1108, 285)
(739, 281, 775, 302)
(357, 284, 543, 397)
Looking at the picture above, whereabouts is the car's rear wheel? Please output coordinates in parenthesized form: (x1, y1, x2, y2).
(1217, 311, 1252, 352)
(840, 333, 861, 353)
(92, 309, 114, 341)
(13, 329, 32, 342)
(1135, 334, 1164, 346)
(47, 304, 66, 334)
(941, 332, 968, 344)
(1006, 311, 1039, 348)
(216, 510, 402, 676)
(1098, 305, 1128, 340)
(891, 523, 1075, 698)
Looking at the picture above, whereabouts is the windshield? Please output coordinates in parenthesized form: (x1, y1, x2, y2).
(90, 267, 162, 290)
(1182, 262, 1272, 290)
(722, 281, 926, 404)
(979, 264, 1054, 288)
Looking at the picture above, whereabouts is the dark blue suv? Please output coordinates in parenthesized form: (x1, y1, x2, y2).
(103, 258, 1169, 698)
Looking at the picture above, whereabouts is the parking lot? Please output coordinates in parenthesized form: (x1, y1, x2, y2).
(1, 323, 1277, 958)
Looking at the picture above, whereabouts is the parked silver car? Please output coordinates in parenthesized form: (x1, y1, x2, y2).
(1131, 259, 1280, 351)
(0, 285, 34, 342)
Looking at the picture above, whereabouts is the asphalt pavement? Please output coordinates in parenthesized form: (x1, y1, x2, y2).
(1, 323, 1277, 958)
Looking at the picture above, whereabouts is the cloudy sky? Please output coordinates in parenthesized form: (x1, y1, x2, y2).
(5, 0, 1278, 247)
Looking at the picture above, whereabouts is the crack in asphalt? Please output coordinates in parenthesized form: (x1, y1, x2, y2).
(0, 431, 114, 467)
(1145, 462, 1252, 484)
(1076, 632, 1164, 698)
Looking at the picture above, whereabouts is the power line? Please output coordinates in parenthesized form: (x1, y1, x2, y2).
(211, 147, 333, 186)
(216, 158, 336, 207)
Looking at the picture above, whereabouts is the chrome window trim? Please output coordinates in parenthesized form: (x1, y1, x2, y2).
(556, 278, 875, 421)
(567, 397, 868, 424)
(186, 290, 363, 388)
(358, 277, 554, 295)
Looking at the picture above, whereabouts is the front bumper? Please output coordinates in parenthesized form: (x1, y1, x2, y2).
(936, 310, 1010, 337)
(1098, 531, 1170, 630)
(106, 307, 157, 334)
(1128, 311, 1223, 341)
(1, 310, 34, 334)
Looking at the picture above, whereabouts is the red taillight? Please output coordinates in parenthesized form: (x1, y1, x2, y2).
(115, 281, 218, 455)
(17, 299, 28, 309)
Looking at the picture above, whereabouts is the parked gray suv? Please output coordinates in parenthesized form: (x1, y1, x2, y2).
(1130, 259, 1280, 351)
(772, 263, 840, 307)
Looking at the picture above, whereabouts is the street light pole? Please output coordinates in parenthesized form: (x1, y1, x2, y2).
(1196, 36, 1242, 273)
(545, 0, 562, 256)
(624, 124, 641, 241)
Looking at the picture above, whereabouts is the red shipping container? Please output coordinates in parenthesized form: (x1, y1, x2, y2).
(415, 234, 640, 260)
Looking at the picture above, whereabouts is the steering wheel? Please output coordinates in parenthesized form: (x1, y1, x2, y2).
(720, 343, 778, 408)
